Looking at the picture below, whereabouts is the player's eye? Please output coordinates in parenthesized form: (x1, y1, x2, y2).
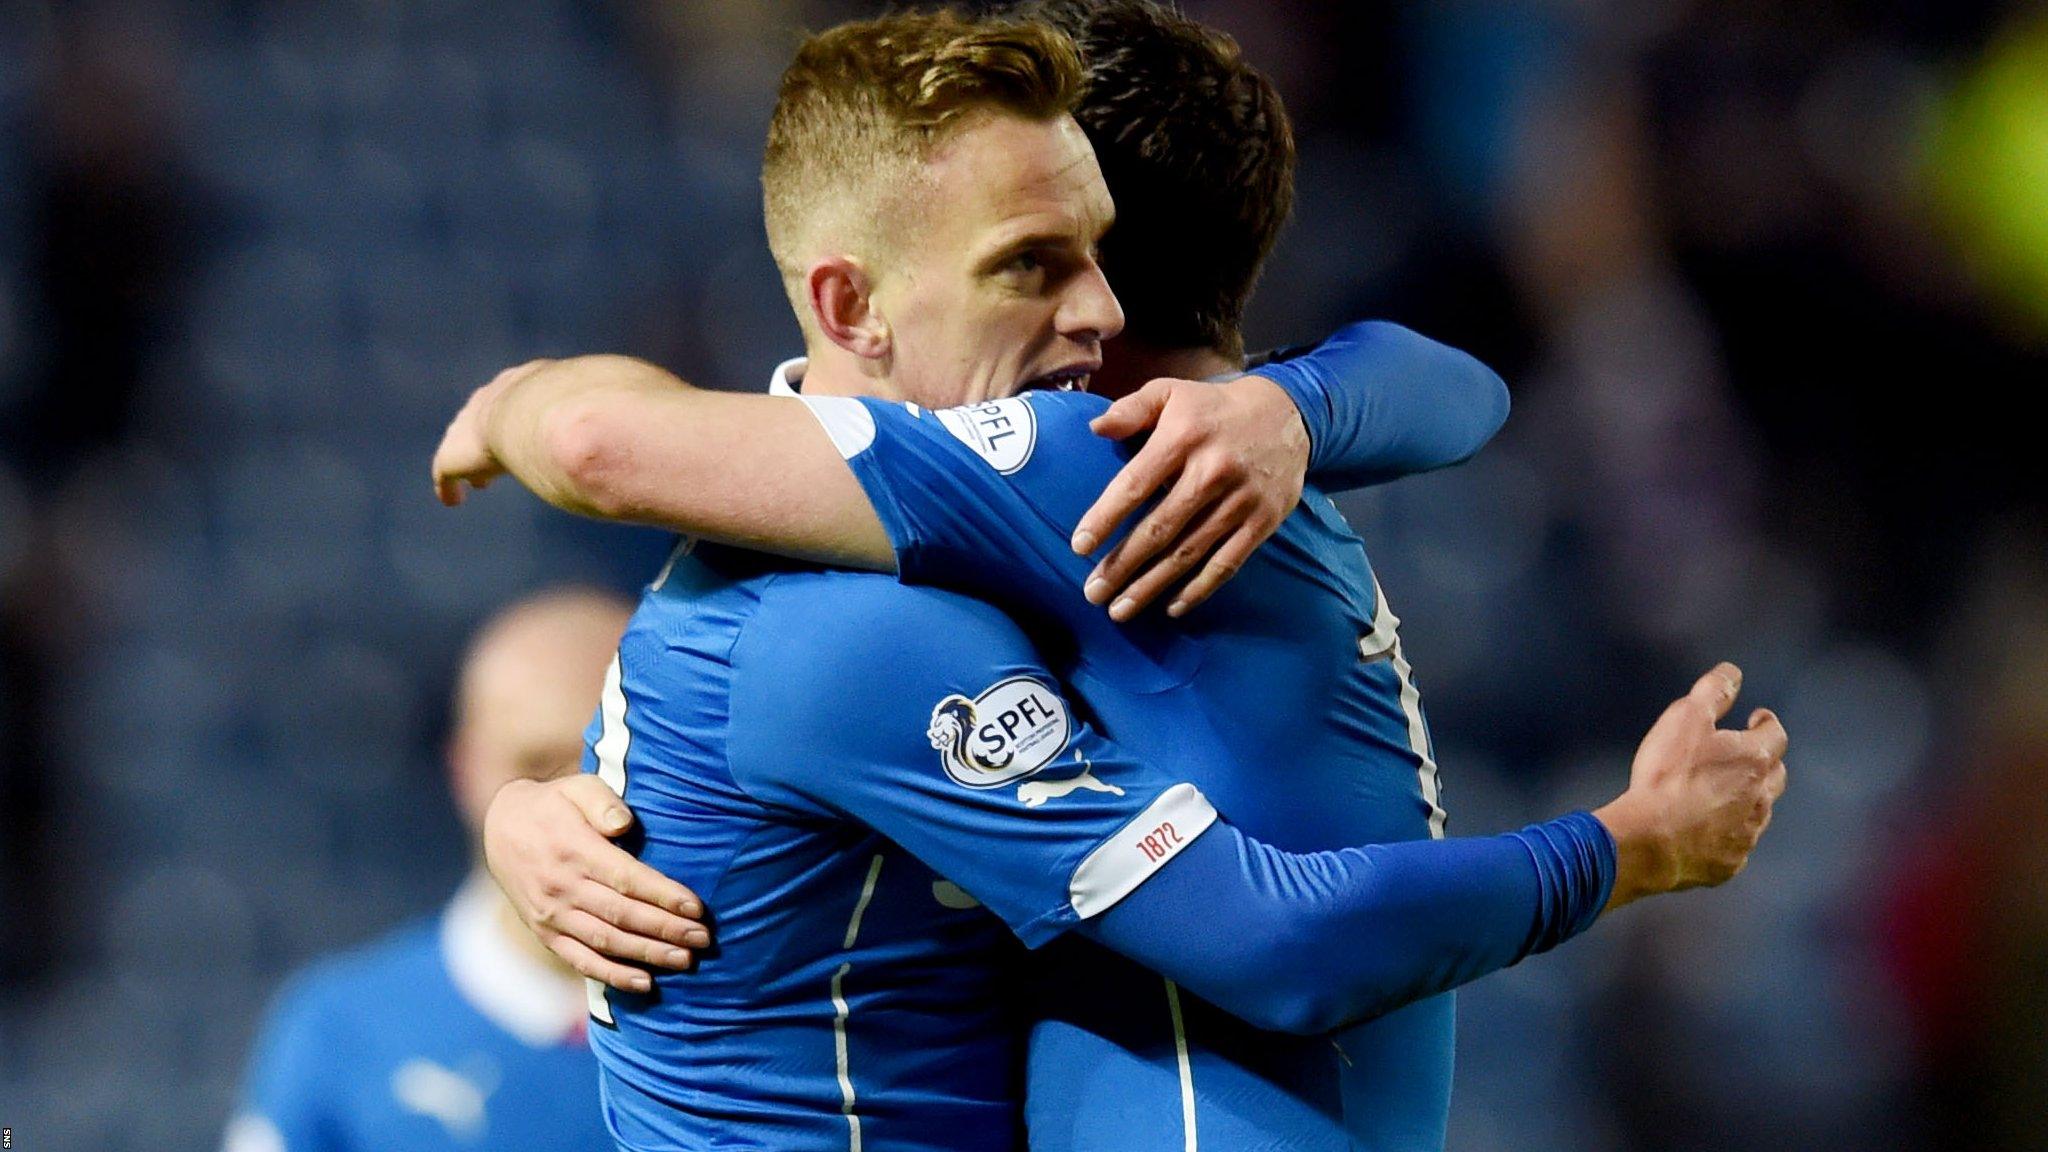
(1006, 250, 1044, 276)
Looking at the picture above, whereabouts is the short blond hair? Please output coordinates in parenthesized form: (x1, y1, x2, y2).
(761, 10, 1086, 291)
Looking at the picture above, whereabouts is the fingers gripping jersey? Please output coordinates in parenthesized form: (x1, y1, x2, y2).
(800, 388, 1465, 1152)
(583, 548, 1218, 1152)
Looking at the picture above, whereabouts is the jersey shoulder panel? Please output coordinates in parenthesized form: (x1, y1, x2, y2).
(850, 390, 1131, 534)
(271, 920, 442, 1023)
(235, 921, 444, 1129)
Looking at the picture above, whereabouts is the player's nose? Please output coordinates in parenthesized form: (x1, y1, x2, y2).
(1060, 258, 1124, 346)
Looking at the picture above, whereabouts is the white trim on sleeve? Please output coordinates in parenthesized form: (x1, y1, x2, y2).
(1069, 783, 1218, 919)
(798, 395, 879, 460)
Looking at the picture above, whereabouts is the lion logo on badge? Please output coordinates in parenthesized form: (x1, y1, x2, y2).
(926, 677, 1071, 788)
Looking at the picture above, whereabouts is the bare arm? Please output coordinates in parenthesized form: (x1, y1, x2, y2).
(434, 356, 1335, 602)
(433, 356, 893, 569)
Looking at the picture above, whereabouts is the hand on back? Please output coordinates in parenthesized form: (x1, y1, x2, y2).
(485, 774, 711, 992)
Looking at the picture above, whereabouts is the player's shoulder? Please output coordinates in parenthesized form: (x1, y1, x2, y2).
(620, 540, 807, 655)
(754, 567, 1015, 645)
(738, 568, 1027, 687)
(273, 920, 442, 1016)
(849, 388, 1121, 475)
(256, 919, 442, 1051)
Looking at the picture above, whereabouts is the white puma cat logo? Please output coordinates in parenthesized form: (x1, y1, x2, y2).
(1016, 755, 1125, 808)
(392, 1058, 494, 1140)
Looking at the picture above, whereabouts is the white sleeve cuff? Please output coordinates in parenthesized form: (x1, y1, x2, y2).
(1068, 783, 1219, 919)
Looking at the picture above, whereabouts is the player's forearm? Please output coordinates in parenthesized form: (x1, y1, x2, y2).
(482, 354, 690, 520)
(1255, 320, 1510, 492)
(1084, 811, 1613, 1035)
(483, 356, 894, 568)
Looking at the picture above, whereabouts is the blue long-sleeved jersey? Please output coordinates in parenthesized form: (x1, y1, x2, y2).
(225, 880, 608, 1152)
(1256, 319, 1510, 490)
(798, 326, 1596, 1151)
(586, 325, 1610, 1150)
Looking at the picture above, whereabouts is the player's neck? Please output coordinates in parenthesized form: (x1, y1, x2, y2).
(1093, 338, 1243, 400)
(792, 344, 904, 403)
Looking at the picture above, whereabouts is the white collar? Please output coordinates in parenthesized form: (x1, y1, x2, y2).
(769, 357, 807, 396)
(440, 872, 588, 1047)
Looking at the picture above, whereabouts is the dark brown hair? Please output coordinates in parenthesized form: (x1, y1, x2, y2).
(1023, 0, 1295, 357)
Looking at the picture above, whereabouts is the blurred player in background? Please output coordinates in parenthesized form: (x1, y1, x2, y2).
(221, 588, 632, 1152)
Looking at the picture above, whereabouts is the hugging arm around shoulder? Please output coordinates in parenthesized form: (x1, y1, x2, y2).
(723, 573, 1614, 1035)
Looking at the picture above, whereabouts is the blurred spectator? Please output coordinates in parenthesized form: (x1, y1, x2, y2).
(7, 4, 196, 481)
(222, 587, 629, 1152)
(1881, 518, 2048, 1152)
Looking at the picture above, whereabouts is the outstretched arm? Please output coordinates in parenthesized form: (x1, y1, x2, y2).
(1085, 811, 1611, 1034)
(721, 580, 1619, 1032)
(1089, 665, 1788, 1034)
(432, 356, 894, 568)
(433, 325, 1507, 618)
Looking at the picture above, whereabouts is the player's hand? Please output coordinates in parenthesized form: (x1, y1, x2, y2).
(484, 774, 711, 992)
(1071, 374, 1310, 622)
(1594, 663, 1790, 910)
(432, 360, 552, 506)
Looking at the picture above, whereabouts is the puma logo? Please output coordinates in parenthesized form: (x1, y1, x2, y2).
(1016, 755, 1125, 808)
(392, 1057, 495, 1140)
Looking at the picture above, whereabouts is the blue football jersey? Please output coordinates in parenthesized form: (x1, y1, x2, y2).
(225, 879, 609, 1152)
(804, 384, 1457, 1151)
(584, 545, 1228, 1151)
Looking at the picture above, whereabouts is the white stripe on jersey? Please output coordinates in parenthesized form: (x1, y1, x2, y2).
(588, 538, 690, 1023)
(832, 854, 886, 1152)
(842, 853, 884, 949)
(594, 654, 630, 798)
(1164, 979, 1198, 1151)
(649, 536, 695, 592)
(1361, 577, 1446, 839)
(585, 652, 635, 1026)
(830, 964, 862, 1152)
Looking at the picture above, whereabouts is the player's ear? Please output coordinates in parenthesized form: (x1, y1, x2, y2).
(807, 256, 892, 362)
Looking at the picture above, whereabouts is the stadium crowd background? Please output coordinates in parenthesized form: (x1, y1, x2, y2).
(1, 1, 2043, 1148)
